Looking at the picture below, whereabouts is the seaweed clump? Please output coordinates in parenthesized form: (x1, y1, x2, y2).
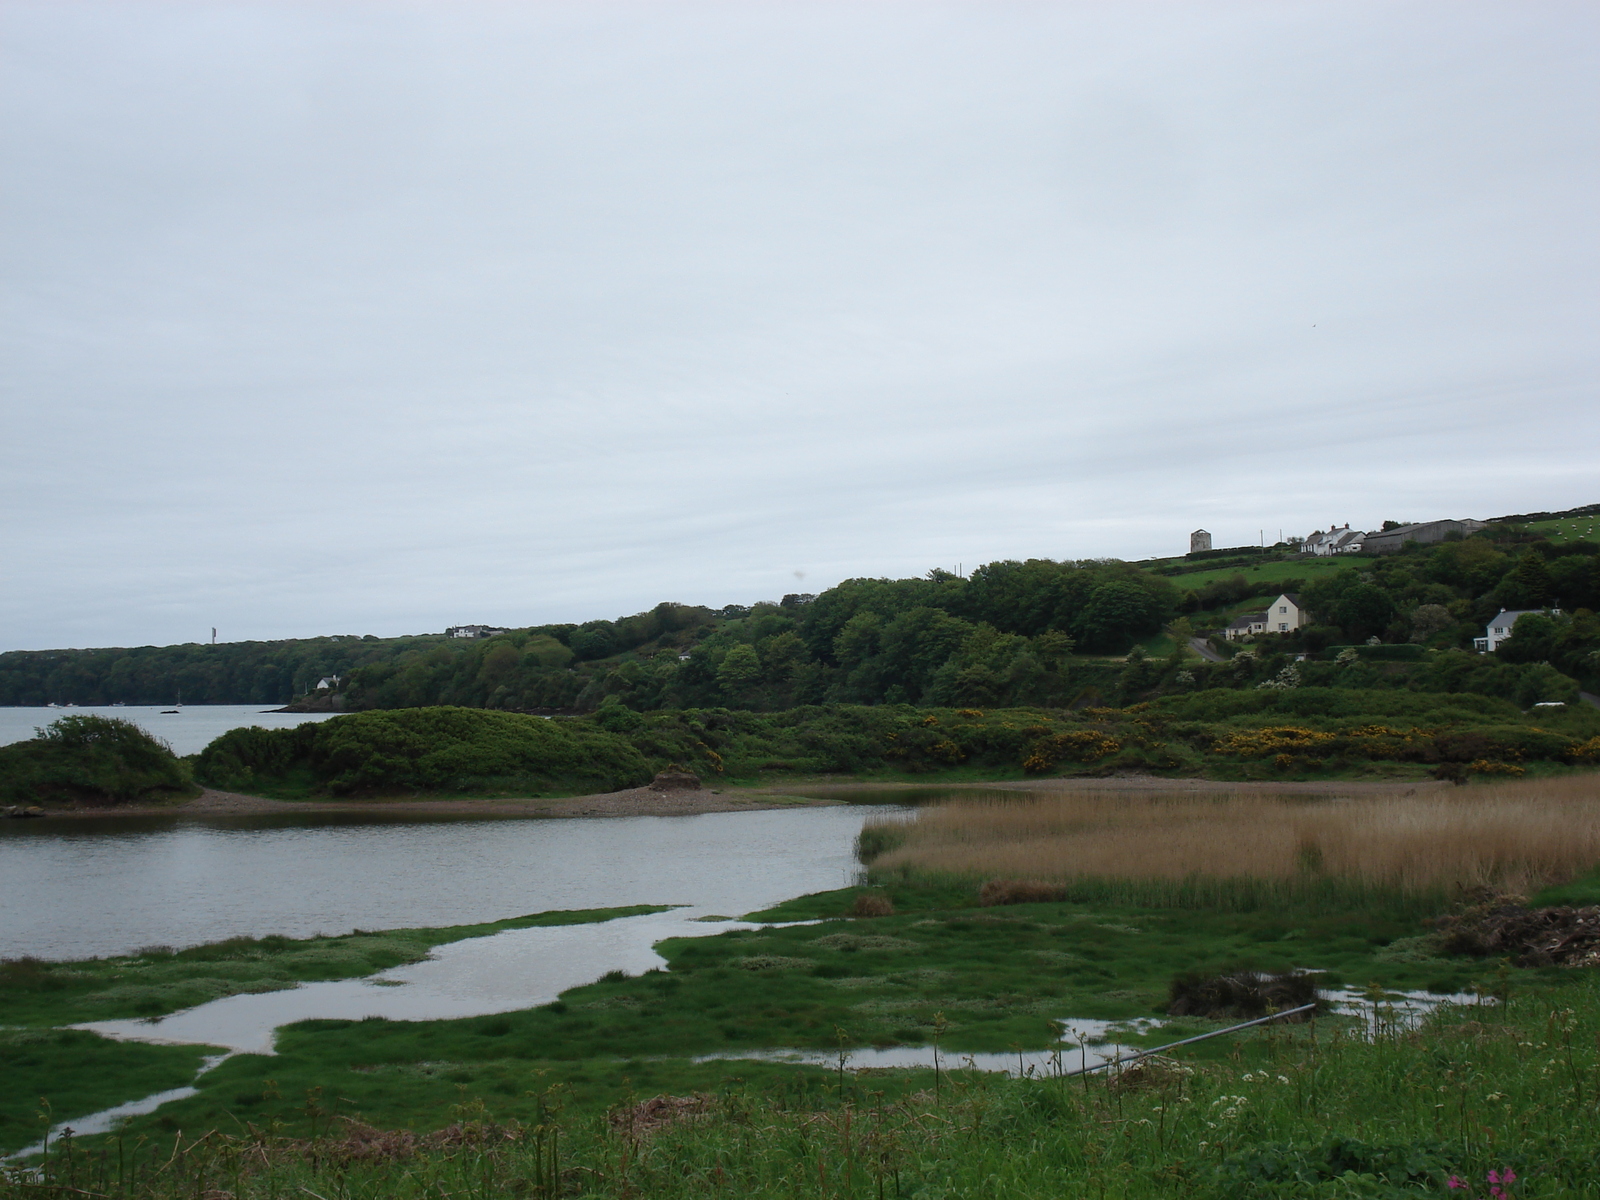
(1167, 970, 1320, 1021)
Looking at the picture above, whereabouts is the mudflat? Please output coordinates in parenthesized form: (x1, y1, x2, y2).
(28, 784, 844, 820)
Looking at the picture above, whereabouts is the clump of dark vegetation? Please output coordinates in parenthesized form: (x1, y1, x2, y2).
(1432, 900, 1600, 967)
(1167, 969, 1321, 1020)
(979, 878, 1068, 906)
(0, 714, 192, 806)
(849, 890, 895, 917)
(195, 707, 652, 797)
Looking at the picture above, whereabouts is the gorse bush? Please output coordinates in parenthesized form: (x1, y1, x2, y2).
(195, 708, 651, 797)
(191, 692, 1600, 796)
(0, 715, 190, 805)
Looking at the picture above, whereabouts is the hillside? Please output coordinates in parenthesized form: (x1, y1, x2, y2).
(2, 511, 1597, 713)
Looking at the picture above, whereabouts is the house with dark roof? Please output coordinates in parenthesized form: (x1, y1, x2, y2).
(1300, 524, 1364, 555)
(1223, 611, 1267, 640)
(1266, 593, 1306, 633)
(1224, 593, 1307, 641)
(1474, 608, 1560, 653)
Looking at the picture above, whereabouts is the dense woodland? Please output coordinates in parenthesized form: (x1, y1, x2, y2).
(3, 518, 1598, 714)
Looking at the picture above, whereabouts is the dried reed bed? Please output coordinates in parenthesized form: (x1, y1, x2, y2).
(864, 775, 1600, 897)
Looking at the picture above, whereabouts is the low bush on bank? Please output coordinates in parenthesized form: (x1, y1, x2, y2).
(0, 714, 192, 805)
(589, 693, 1597, 783)
(189, 691, 1600, 796)
(195, 708, 651, 797)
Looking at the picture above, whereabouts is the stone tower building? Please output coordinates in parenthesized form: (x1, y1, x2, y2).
(1189, 529, 1212, 554)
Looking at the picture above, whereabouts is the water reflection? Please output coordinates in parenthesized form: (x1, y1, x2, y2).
(699, 1017, 1169, 1078)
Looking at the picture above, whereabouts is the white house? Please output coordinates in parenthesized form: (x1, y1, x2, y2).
(1474, 608, 1560, 653)
(1224, 593, 1307, 640)
(1223, 611, 1267, 640)
(1300, 525, 1364, 556)
(1266, 593, 1307, 633)
(446, 624, 510, 639)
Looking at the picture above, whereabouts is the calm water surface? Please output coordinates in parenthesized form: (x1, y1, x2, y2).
(0, 704, 341, 755)
(0, 806, 887, 961)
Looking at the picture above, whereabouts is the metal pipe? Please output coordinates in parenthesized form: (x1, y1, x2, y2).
(1064, 1002, 1318, 1077)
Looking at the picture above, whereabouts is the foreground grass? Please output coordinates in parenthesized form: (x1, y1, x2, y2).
(10, 878, 1536, 1159)
(11, 975, 1600, 1198)
(0, 1031, 208, 1156)
(0, 907, 668, 1154)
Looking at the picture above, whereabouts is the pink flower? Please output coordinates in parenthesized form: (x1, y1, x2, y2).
(1448, 1178, 1468, 1190)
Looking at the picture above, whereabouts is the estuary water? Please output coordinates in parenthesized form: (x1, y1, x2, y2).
(0, 704, 342, 756)
(0, 806, 884, 962)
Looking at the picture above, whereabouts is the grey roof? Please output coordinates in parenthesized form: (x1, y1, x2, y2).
(1279, 593, 1302, 606)
(1365, 518, 1486, 541)
(1487, 609, 1542, 628)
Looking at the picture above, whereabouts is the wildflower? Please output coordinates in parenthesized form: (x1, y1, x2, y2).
(1276, 1075, 1289, 1084)
(1448, 1178, 1468, 1191)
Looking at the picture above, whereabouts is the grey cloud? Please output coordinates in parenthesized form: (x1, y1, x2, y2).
(1, 1, 1596, 648)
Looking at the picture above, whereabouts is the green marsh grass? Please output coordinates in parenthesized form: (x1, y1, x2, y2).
(0, 907, 667, 1154)
(10, 976, 1600, 1198)
(48, 878, 1503, 1153)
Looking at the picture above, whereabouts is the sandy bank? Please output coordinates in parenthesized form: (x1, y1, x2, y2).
(791, 774, 1453, 796)
(17, 772, 1452, 822)
(26, 785, 844, 821)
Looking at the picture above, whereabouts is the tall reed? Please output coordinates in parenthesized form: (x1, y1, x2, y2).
(862, 775, 1600, 899)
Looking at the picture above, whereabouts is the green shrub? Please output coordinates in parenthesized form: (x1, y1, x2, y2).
(0, 715, 190, 805)
(195, 708, 651, 797)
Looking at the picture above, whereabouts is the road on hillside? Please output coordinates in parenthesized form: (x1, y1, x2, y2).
(1189, 637, 1224, 663)
(1582, 691, 1600, 710)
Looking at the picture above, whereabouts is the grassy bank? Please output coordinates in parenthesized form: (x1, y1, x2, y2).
(11, 974, 1600, 1198)
(0, 1031, 209, 1157)
(8, 872, 1549, 1159)
(0, 907, 667, 1153)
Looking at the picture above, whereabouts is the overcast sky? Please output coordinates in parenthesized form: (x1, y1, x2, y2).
(2, 2, 1595, 652)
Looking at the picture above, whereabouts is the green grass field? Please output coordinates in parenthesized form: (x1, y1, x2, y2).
(1513, 515, 1600, 544)
(1156, 555, 1356, 592)
(5, 877, 1544, 1159)
(10, 886, 1600, 1197)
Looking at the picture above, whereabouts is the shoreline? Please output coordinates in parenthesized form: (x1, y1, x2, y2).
(22, 784, 846, 821)
(17, 771, 1450, 822)
(792, 774, 1452, 796)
